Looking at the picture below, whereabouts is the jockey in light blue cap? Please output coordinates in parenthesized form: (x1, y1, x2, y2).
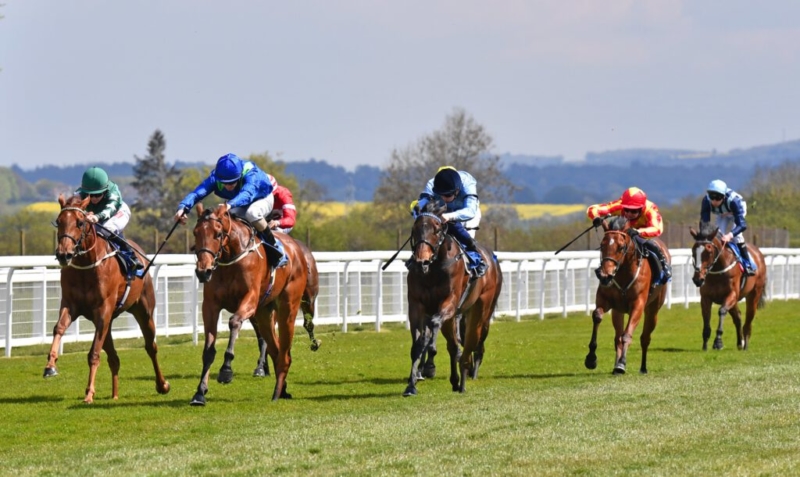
(700, 179, 757, 275)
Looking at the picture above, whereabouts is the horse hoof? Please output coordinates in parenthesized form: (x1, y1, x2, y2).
(189, 393, 207, 406)
(43, 367, 59, 378)
(639, 368, 648, 375)
(612, 365, 626, 375)
(158, 382, 171, 395)
(217, 367, 234, 384)
(713, 341, 724, 351)
(402, 386, 417, 397)
(422, 365, 436, 379)
(584, 356, 598, 370)
(310, 340, 321, 352)
(253, 367, 266, 378)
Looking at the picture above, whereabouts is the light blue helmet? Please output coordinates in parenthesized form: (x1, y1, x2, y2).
(215, 153, 243, 183)
(706, 179, 727, 196)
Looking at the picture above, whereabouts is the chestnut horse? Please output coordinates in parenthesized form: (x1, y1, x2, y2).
(46, 194, 170, 403)
(689, 222, 767, 351)
(403, 201, 503, 396)
(189, 203, 317, 405)
(585, 216, 670, 375)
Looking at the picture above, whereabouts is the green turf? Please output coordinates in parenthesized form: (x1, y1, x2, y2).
(1, 300, 799, 476)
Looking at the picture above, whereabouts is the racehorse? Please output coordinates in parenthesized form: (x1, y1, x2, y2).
(46, 194, 170, 403)
(189, 203, 316, 405)
(689, 222, 767, 351)
(585, 216, 670, 375)
(403, 201, 503, 396)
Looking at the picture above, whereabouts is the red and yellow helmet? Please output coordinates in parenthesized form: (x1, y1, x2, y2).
(620, 187, 647, 210)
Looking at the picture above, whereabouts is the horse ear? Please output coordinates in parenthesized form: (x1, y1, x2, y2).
(58, 194, 66, 208)
(80, 195, 91, 210)
(689, 227, 698, 239)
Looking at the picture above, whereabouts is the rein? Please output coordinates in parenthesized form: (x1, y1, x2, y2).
(694, 238, 737, 275)
(195, 211, 262, 269)
(55, 206, 107, 268)
(410, 212, 460, 270)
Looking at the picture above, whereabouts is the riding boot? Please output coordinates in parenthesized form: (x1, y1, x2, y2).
(254, 221, 285, 267)
(645, 240, 671, 284)
(462, 235, 487, 278)
(110, 234, 144, 270)
(738, 243, 757, 276)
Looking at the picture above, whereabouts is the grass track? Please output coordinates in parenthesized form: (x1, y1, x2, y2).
(1, 301, 799, 476)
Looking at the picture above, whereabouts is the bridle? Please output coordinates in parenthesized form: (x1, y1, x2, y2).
(53, 206, 97, 258)
(194, 211, 260, 270)
(410, 213, 449, 269)
(693, 236, 736, 275)
(598, 230, 642, 292)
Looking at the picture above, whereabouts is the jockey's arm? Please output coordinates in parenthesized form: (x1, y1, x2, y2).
(442, 194, 479, 222)
(636, 206, 664, 239)
(729, 197, 748, 236)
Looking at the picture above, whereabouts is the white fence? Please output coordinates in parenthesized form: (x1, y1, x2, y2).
(3, 248, 800, 357)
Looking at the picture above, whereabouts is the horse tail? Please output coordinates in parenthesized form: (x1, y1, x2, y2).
(757, 276, 769, 309)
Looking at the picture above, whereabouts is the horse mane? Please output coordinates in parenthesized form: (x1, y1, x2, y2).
(420, 199, 448, 217)
(608, 216, 628, 231)
(64, 194, 83, 207)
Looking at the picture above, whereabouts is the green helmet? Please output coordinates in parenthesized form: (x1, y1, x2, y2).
(79, 167, 110, 195)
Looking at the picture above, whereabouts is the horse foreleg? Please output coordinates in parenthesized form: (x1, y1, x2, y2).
(219, 298, 258, 384)
(421, 316, 443, 379)
(611, 310, 629, 375)
(586, 306, 605, 370)
(714, 292, 737, 350)
(44, 303, 76, 378)
(403, 325, 428, 397)
(253, 327, 270, 378)
(439, 318, 461, 392)
(84, 314, 112, 404)
(700, 296, 712, 351)
(729, 303, 744, 351)
(742, 287, 763, 351)
(639, 304, 660, 375)
(101, 332, 120, 400)
(190, 305, 219, 406)
(130, 302, 170, 395)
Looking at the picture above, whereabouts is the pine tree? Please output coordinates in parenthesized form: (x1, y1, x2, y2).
(131, 130, 182, 228)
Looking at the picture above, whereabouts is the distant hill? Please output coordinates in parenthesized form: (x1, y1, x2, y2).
(8, 138, 800, 207)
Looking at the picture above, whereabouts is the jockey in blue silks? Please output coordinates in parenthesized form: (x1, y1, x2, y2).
(174, 153, 286, 267)
(700, 179, 757, 276)
(411, 166, 486, 277)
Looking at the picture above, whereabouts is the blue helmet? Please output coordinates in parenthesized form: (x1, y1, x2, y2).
(432, 167, 462, 196)
(215, 153, 243, 183)
(706, 179, 727, 196)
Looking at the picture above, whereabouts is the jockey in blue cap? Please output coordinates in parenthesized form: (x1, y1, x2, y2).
(410, 166, 486, 277)
(174, 153, 285, 267)
(701, 179, 757, 275)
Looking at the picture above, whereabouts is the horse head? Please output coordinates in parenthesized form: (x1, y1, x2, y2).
(409, 201, 449, 275)
(53, 194, 94, 266)
(596, 216, 635, 286)
(192, 203, 229, 282)
(689, 222, 722, 287)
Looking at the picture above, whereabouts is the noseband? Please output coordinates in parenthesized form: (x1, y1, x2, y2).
(194, 211, 260, 269)
(693, 238, 736, 275)
(411, 213, 448, 265)
(599, 231, 631, 278)
(194, 213, 228, 270)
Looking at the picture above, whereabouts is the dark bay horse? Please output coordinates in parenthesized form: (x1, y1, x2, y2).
(189, 203, 317, 405)
(47, 194, 170, 403)
(403, 201, 503, 396)
(689, 222, 767, 351)
(585, 216, 670, 375)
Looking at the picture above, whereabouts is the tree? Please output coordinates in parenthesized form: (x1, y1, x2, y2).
(373, 108, 517, 235)
(131, 130, 182, 228)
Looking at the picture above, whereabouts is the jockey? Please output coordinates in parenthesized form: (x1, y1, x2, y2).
(587, 186, 672, 284)
(265, 174, 297, 234)
(701, 179, 757, 276)
(411, 166, 486, 278)
(174, 153, 285, 268)
(76, 166, 144, 270)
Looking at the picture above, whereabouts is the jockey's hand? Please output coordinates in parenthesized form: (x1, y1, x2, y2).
(721, 232, 733, 243)
(626, 228, 639, 238)
(221, 203, 231, 212)
(174, 209, 188, 225)
(441, 212, 455, 223)
(268, 220, 279, 230)
(86, 213, 99, 224)
(592, 216, 605, 228)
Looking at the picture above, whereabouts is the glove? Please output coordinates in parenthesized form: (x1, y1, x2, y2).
(626, 228, 640, 238)
(592, 216, 605, 228)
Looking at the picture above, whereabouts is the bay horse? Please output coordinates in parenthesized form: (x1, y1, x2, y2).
(189, 203, 317, 405)
(46, 194, 170, 403)
(689, 222, 767, 351)
(585, 216, 670, 375)
(403, 201, 503, 396)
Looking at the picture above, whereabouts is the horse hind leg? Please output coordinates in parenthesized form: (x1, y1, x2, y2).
(714, 306, 728, 350)
(102, 332, 121, 400)
(253, 332, 270, 378)
(130, 302, 170, 395)
(302, 299, 321, 352)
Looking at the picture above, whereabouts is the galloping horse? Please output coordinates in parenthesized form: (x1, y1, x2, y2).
(403, 201, 503, 396)
(585, 216, 670, 375)
(46, 194, 170, 403)
(189, 203, 317, 405)
(689, 222, 767, 351)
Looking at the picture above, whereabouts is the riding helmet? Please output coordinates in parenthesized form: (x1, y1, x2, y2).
(215, 153, 244, 183)
(432, 167, 462, 196)
(620, 187, 647, 209)
(706, 179, 727, 196)
(78, 167, 110, 195)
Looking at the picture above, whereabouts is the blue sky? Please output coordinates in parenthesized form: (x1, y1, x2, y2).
(2, 1, 799, 171)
